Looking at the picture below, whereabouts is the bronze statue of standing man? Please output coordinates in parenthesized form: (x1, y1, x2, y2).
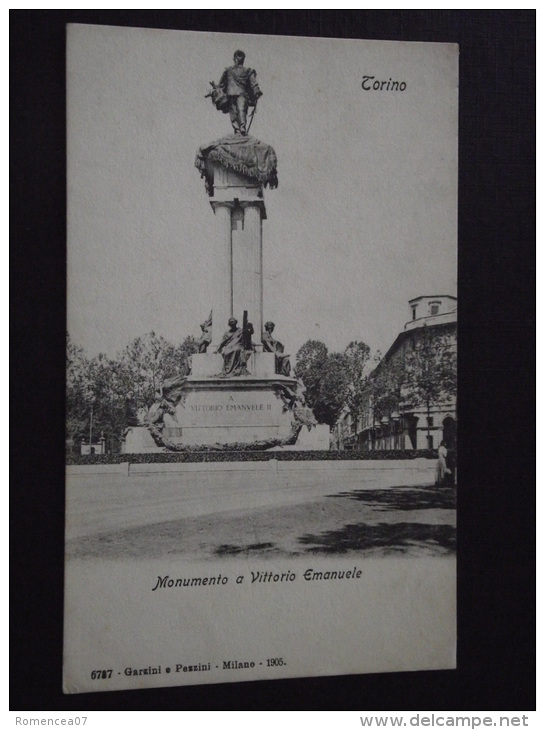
(215, 50, 263, 136)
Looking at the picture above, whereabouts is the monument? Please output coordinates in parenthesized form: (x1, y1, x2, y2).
(126, 51, 319, 452)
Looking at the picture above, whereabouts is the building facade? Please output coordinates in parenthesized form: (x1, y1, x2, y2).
(333, 296, 457, 452)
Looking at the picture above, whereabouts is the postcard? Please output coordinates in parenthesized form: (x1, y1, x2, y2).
(64, 24, 458, 693)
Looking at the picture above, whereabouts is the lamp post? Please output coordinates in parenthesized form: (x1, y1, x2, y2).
(380, 416, 388, 448)
(392, 410, 400, 449)
(89, 402, 93, 454)
(85, 387, 95, 455)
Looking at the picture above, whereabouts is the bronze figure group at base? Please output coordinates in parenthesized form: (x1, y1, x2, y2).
(198, 315, 291, 379)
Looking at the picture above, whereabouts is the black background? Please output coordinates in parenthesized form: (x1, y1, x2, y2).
(10, 10, 535, 711)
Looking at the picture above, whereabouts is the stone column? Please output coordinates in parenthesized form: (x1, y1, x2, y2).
(231, 204, 249, 323)
(210, 202, 233, 349)
(242, 202, 264, 351)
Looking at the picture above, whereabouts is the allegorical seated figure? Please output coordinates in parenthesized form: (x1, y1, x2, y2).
(261, 321, 291, 376)
(197, 312, 212, 353)
(217, 317, 254, 377)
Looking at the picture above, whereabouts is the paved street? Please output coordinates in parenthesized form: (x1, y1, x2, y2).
(65, 462, 455, 561)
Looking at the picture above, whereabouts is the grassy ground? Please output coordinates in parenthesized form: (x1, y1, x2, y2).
(66, 483, 456, 562)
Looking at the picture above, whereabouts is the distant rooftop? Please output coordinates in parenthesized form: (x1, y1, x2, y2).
(408, 295, 457, 304)
(404, 308, 457, 332)
(405, 295, 457, 329)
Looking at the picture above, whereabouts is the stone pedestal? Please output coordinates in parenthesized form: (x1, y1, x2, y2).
(158, 375, 297, 447)
(190, 351, 276, 378)
(122, 427, 164, 454)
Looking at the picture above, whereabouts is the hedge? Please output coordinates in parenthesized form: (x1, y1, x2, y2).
(66, 449, 439, 465)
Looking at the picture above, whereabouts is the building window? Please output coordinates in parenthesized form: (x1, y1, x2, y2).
(427, 416, 434, 427)
(430, 304, 439, 315)
(411, 306, 417, 320)
(427, 435, 434, 450)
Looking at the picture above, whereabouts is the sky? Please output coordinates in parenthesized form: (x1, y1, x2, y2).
(67, 25, 458, 361)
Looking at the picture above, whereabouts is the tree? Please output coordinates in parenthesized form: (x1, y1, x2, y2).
(177, 335, 200, 372)
(343, 340, 371, 419)
(294, 340, 329, 410)
(367, 352, 406, 423)
(120, 332, 198, 411)
(66, 333, 92, 444)
(84, 353, 133, 453)
(66, 331, 199, 453)
(404, 325, 457, 447)
(313, 352, 351, 426)
(294, 340, 356, 426)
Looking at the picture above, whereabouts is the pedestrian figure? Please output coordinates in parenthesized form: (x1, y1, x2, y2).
(445, 447, 456, 486)
(436, 440, 450, 485)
